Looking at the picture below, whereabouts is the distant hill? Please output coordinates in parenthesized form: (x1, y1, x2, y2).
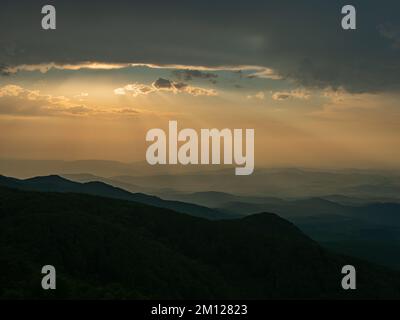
(0, 159, 220, 179)
(0, 159, 139, 178)
(163, 191, 400, 270)
(0, 175, 239, 220)
(319, 194, 400, 206)
(166, 191, 400, 227)
(62, 173, 176, 196)
(108, 168, 400, 198)
(161, 191, 284, 208)
(3, 160, 400, 199)
(1, 186, 400, 299)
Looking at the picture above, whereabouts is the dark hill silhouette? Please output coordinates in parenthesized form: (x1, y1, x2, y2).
(1, 186, 400, 299)
(163, 191, 284, 207)
(0, 175, 239, 220)
(160, 190, 400, 271)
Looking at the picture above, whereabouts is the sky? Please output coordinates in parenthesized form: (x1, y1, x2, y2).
(0, 0, 399, 169)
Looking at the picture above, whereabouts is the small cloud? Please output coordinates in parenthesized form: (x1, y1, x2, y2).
(272, 89, 311, 101)
(182, 86, 217, 96)
(0, 84, 96, 117)
(74, 92, 89, 98)
(111, 108, 140, 117)
(74, 92, 89, 101)
(115, 108, 139, 114)
(272, 93, 291, 100)
(153, 77, 174, 89)
(247, 91, 265, 100)
(173, 82, 188, 90)
(64, 105, 92, 115)
(114, 88, 127, 95)
(0, 84, 24, 97)
(114, 78, 217, 97)
(312, 89, 381, 119)
(0, 63, 11, 76)
(114, 83, 154, 97)
(246, 67, 282, 80)
(322, 87, 348, 103)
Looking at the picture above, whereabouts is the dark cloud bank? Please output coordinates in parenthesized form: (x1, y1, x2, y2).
(1, 0, 399, 93)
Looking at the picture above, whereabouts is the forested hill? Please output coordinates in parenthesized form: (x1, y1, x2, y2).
(0, 174, 237, 220)
(1, 186, 400, 299)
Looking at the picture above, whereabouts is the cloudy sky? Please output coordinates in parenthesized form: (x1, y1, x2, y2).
(0, 0, 399, 169)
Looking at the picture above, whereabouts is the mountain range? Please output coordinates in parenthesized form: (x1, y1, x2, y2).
(0, 175, 238, 220)
(2, 174, 400, 270)
(1, 185, 400, 299)
(2, 159, 400, 199)
(162, 191, 400, 270)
